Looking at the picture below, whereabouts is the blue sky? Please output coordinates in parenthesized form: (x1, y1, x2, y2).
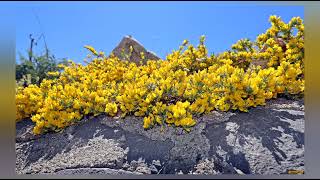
(5, 2, 304, 64)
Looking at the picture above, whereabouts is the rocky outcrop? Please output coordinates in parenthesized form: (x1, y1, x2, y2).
(110, 35, 160, 65)
(16, 98, 304, 175)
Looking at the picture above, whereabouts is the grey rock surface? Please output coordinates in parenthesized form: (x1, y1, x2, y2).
(111, 35, 160, 65)
(190, 158, 218, 175)
(52, 168, 142, 175)
(16, 98, 304, 175)
(21, 136, 128, 174)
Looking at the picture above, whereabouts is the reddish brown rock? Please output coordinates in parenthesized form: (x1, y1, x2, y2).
(110, 36, 160, 65)
(251, 37, 287, 69)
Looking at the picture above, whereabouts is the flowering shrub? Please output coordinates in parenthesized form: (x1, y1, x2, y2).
(16, 15, 304, 134)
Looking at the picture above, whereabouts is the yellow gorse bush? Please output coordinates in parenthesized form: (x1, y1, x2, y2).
(16, 15, 304, 135)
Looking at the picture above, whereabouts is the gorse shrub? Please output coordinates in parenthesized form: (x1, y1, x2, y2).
(15, 15, 304, 135)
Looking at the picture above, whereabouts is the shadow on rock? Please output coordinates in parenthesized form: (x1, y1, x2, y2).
(16, 115, 173, 173)
(205, 105, 304, 174)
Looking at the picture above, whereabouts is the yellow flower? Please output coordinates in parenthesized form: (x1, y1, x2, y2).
(143, 116, 153, 129)
(15, 15, 304, 135)
(73, 100, 81, 109)
(47, 71, 60, 76)
(84, 45, 98, 56)
(180, 117, 196, 127)
(105, 103, 118, 116)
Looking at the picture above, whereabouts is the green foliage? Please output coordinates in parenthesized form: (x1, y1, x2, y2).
(16, 51, 68, 87)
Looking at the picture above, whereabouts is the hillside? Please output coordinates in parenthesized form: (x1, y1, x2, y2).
(15, 15, 304, 175)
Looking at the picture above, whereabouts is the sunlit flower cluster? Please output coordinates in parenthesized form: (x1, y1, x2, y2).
(16, 15, 304, 134)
